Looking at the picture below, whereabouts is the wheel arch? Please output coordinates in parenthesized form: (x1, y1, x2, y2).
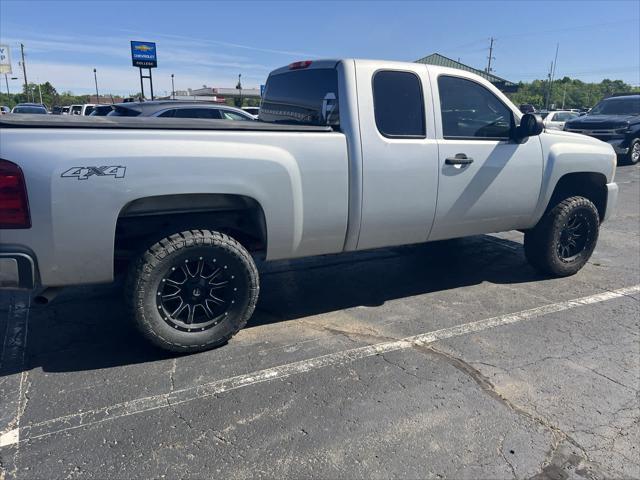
(114, 193, 268, 272)
(543, 172, 608, 221)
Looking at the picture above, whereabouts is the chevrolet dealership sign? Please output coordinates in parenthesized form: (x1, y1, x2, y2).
(130, 41, 157, 68)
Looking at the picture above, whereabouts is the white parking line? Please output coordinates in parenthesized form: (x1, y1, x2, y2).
(2, 284, 639, 447)
(0, 294, 30, 452)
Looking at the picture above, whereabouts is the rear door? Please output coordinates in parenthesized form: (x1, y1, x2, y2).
(355, 62, 439, 250)
(428, 73, 543, 240)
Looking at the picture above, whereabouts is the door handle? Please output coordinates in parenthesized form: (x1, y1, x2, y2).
(445, 154, 474, 165)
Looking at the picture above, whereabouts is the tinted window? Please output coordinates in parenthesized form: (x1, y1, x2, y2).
(221, 110, 251, 120)
(590, 97, 640, 115)
(83, 106, 94, 115)
(373, 71, 425, 138)
(90, 105, 113, 116)
(12, 106, 46, 114)
(171, 108, 222, 119)
(553, 112, 576, 122)
(260, 68, 339, 126)
(108, 106, 140, 117)
(438, 76, 514, 139)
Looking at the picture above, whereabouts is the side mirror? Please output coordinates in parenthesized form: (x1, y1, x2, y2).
(514, 113, 544, 141)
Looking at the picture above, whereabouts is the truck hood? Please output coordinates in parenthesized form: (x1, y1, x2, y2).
(565, 114, 639, 129)
(541, 129, 605, 145)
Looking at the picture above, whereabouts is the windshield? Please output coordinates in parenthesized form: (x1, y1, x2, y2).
(590, 97, 640, 116)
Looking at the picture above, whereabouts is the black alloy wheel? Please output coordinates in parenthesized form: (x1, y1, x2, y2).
(127, 230, 259, 352)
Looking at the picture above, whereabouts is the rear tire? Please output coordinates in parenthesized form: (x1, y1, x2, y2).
(524, 196, 599, 277)
(126, 229, 259, 353)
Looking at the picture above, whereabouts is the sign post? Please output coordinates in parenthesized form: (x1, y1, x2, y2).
(130, 41, 157, 100)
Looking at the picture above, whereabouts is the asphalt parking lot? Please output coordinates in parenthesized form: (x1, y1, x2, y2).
(1, 164, 638, 480)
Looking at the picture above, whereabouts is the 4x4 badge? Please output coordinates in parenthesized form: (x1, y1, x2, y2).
(61, 166, 126, 180)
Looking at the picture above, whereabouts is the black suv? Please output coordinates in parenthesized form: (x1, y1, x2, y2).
(564, 94, 640, 164)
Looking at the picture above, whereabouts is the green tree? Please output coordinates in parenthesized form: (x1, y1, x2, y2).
(507, 77, 639, 110)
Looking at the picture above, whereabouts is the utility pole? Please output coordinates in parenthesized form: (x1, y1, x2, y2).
(171, 73, 175, 99)
(548, 43, 559, 109)
(486, 37, 495, 74)
(20, 43, 29, 100)
(4, 74, 9, 97)
(37, 82, 43, 105)
(545, 61, 553, 109)
(562, 84, 567, 109)
(93, 68, 99, 103)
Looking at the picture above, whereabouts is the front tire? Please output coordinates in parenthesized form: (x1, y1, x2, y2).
(524, 196, 599, 277)
(627, 138, 639, 165)
(127, 230, 259, 353)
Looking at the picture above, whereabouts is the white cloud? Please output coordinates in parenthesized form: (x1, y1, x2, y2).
(0, 29, 288, 95)
(123, 30, 318, 57)
(12, 60, 267, 96)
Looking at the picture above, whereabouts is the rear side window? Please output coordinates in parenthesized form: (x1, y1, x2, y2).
(221, 110, 251, 120)
(372, 71, 425, 138)
(260, 68, 339, 127)
(13, 106, 46, 114)
(171, 108, 222, 119)
(108, 106, 140, 117)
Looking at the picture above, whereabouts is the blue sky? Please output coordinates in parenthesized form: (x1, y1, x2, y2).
(0, 0, 638, 96)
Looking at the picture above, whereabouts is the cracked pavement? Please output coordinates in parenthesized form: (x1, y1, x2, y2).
(0, 164, 638, 479)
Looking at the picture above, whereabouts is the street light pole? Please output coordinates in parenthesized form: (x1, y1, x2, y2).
(4, 74, 9, 97)
(171, 73, 175, 99)
(236, 73, 242, 107)
(37, 82, 43, 105)
(93, 68, 99, 104)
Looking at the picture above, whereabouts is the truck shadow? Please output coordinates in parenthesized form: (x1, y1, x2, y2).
(0, 234, 546, 375)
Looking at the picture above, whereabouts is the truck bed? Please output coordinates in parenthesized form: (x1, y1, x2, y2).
(0, 114, 334, 132)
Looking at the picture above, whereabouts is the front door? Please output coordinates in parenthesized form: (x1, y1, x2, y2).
(355, 62, 439, 250)
(429, 74, 543, 240)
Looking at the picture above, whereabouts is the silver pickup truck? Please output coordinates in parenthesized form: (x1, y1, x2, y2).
(0, 59, 618, 352)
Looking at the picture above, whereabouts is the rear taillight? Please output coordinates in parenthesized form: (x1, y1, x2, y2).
(289, 60, 312, 70)
(0, 160, 31, 228)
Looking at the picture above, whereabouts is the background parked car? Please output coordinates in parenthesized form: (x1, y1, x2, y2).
(89, 105, 114, 116)
(11, 103, 48, 114)
(61, 106, 70, 115)
(242, 106, 260, 118)
(0, 106, 10, 115)
(107, 101, 255, 120)
(519, 103, 536, 114)
(543, 110, 579, 130)
(564, 94, 640, 164)
(69, 104, 96, 115)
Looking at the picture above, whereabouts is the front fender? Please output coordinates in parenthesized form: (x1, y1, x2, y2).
(531, 131, 617, 224)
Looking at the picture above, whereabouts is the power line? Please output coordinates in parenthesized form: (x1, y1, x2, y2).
(440, 17, 638, 54)
(496, 18, 640, 39)
(501, 66, 640, 78)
